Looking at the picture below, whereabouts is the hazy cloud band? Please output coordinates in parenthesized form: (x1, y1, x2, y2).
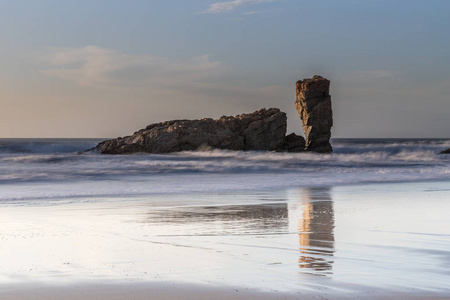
(203, 0, 276, 14)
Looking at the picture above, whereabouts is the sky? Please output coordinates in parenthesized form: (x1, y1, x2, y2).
(0, 0, 449, 138)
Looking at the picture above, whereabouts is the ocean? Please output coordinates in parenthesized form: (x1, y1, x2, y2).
(1, 138, 449, 202)
(1, 138, 450, 298)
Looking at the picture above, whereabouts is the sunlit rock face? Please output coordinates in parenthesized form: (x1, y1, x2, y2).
(93, 108, 302, 154)
(295, 75, 333, 153)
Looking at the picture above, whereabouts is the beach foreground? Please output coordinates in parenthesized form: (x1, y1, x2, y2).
(1, 181, 449, 299)
(3, 281, 449, 300)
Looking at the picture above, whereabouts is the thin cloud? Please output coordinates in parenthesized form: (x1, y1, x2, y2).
(39, 45, 293, 134)
(242, 11, 261, 15)
(354, 70, 399, 79)
(42, 46, 226, 88)
(203, 0, 276, 14)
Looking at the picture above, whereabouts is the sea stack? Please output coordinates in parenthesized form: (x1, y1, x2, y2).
(295, 75, 333, 153)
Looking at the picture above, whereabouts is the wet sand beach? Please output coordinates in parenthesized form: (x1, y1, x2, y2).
(3, 282, 450, 300)
(1, 180, 450, 299)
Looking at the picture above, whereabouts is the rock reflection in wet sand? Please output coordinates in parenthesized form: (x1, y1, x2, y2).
(141, 189, 335, 276)
(298, 188, 335, 275)
(144, 203, 289, 236)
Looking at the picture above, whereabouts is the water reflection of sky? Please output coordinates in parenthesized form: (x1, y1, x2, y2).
(1, 181, 450, 296)
(136, 182, 450, 290)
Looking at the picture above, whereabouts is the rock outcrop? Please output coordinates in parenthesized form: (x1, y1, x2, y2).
(277, 133, 306, 152)
(92, 108, 304, 154)
(440, 148, 450, 154)
(295, 75, 333, 153)
(91, 75, 336, 155)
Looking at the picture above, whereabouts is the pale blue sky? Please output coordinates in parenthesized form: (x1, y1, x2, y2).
(1, 0, 449, 138)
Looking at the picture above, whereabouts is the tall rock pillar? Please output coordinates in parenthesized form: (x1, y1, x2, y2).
(295, 75, 333, 153)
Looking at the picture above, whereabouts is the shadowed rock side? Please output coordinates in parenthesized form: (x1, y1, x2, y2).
(279, 132, 306, 152)
(93, 108, 305, 154)
(440, 148, 450, 154)
(295, 75, 333, 153)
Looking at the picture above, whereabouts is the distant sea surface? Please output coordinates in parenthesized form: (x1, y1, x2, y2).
(0, 138, 449, 203)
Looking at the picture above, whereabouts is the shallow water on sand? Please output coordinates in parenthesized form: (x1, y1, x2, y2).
(1, 181, 449, 297)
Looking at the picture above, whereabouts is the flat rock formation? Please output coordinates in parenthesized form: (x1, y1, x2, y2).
(440, 148, 450, 154)
(93, 108, 305, 154)
(295, 75, 333, 153)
